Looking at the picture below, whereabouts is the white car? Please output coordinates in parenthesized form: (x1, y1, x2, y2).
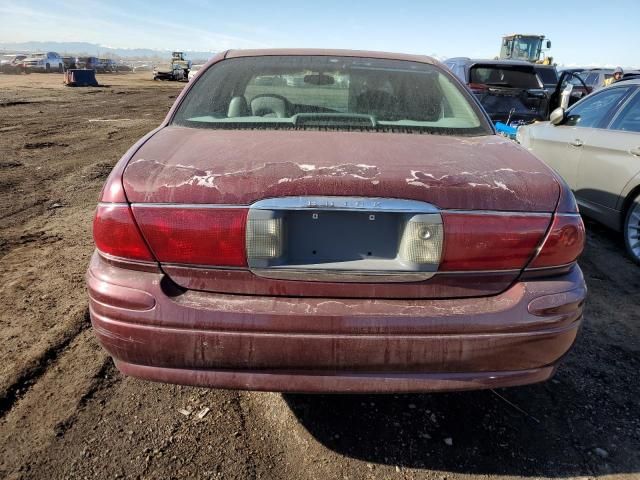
(188, 64, 203, 81)
(518, 79, 640, 263)
(22, 52, 64, 72)
(0, 54, 27, 73)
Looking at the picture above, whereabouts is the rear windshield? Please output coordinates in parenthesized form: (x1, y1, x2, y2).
(535, 68, 558, 85)
(469, 65, 541, 89)
(172, 56, 490, 135)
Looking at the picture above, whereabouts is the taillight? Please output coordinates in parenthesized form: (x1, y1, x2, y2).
(440, 213, 551, 271)
(132, 207, 248, 267)
(93, 204, 155, 261)
(528, 214, 585, 268)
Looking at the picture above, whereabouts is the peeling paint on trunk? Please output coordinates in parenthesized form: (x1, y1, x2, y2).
(123, 127, 559, 211)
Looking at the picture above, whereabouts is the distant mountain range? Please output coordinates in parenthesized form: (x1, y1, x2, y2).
(0, 41, 216, 61)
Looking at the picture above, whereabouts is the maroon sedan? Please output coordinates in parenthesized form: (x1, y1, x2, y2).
(88, 49, 586, 393)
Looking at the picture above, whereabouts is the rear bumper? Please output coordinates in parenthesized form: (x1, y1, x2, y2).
(87, 252, 586, 393)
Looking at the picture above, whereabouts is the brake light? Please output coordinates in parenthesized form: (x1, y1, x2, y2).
(440, 213, 551, 271)
(93, 204, 154, 261)
(132, 207, 248, 267)
(528, 214, 585, 268)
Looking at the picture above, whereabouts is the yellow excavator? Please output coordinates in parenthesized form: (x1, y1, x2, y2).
(499, 34, 553, 65)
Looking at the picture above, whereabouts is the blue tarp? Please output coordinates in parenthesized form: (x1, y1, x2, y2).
(494, 122, 518, 139)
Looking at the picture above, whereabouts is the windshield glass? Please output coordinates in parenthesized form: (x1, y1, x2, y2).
(469, 65, 541, 89)
(32, 53, 46, 58)
(172, 56, 489, 135)
(505, 37, 542, 62)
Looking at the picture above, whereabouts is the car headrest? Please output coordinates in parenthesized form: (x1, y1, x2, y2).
(228, 96, 249, 117)
(251, 95, 287, 118)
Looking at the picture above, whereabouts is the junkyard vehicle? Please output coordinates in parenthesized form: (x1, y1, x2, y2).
(187, 64, 203, 81)
(75, 56, 103, 71)
(444, 58, 549, 127)
(0, 54, 27, 73)
(499, 34, 553, 64)
(61, 56, 76, 69)
(88, 49, 586, 393)
(547, 69, 593, 112)
(153, 51, 191, 81)
(22, 52, 64, 72)
(518, 79, 640, 264)
(620, 71, 640, 83)
(153, 63, 187, 81)
(579, 69, 615, 91)
(102, 58, 118, 72)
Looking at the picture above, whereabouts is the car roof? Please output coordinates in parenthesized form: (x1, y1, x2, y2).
(224, 49, 437, 65)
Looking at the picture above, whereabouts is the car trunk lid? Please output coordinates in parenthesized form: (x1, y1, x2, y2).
(122, 127, 559, 298)
(123, 126, 558, 210)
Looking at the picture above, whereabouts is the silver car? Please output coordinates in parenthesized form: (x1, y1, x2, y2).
(518, 79, 640, 263)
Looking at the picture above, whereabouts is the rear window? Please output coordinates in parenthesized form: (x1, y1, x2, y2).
(469, 65, 541, 89)
(172, 56, 489, 136)
(535, 67, 558, 85)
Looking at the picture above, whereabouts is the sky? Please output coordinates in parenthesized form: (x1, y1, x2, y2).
(0, 0, 639, 67)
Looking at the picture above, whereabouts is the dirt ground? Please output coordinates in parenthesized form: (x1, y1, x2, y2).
(0, 72, 638, 480)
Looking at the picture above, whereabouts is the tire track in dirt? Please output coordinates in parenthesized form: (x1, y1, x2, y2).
(230, 393, 258, 479)
(0, 76, 183, 431)
(0, 308, 90, 417)
(0, 329, 112, 479)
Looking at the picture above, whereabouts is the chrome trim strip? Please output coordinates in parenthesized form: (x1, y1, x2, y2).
(250, 196, 439, 213)
(246, 197, 441, 281)
(97, 250, 157, 266)
(250, 268, 436, 283)
(524, 262, 575, 272)
(98, 202, 129, 207)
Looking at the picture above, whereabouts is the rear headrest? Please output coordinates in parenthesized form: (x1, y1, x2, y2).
(228, 96, 249, 117)
(251, 95, 287, 118)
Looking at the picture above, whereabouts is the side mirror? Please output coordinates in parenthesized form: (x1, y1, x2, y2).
(550, 107, 566, 125)
(546, 40, 552, 49)
(560, 84, 574, 110)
